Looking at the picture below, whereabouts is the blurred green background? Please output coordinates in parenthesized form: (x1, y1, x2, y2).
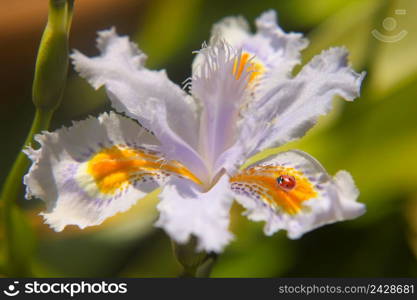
(1, 0, 417, 277)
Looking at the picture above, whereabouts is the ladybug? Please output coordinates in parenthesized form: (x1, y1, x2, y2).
(276, 175, 296, 191)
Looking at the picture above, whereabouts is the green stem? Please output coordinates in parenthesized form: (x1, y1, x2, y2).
(1, 109, 53, 276)
(195, 255, 217, 277)
(1, 0, 73, 277)
(178, 255, 217, 278)
(171, 237, 218, 278)
(179, 255, 217, 278)
(66, 0, 75, 35)
(2, 110, 52, 205)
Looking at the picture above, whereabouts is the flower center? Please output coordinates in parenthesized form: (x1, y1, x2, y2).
(230, 166, 317, 215)
(86, 145, 201, 194)
(233, 52, 265, 84)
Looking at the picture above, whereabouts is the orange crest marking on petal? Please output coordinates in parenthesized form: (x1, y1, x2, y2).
(233, 52, 265, 83)
(87, 145, 201, 195)
(230, 165, 318, 214)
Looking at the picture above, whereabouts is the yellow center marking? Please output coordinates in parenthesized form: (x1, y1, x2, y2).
(233, 52, 265, 83)
(87, 145, 201, 194)
(230, 166, 318, 215)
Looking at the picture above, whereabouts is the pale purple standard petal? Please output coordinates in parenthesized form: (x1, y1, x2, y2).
(192, 41, 250, 179)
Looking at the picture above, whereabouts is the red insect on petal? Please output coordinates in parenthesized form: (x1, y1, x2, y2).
(276, 175, 296, 191)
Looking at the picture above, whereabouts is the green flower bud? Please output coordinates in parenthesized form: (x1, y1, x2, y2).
(32, 0, 73, 111)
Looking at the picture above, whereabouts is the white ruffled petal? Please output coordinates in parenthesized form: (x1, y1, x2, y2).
(156, 175, 234, 253)
(234, 47, 365, 161)
(71, 28, 209, 182)
(229, 150, 365, 239)
(24, 112, 200, 231)
(243, 10, 308, 82)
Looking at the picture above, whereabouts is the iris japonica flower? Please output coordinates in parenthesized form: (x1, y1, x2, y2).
(24, 11, 366, 253)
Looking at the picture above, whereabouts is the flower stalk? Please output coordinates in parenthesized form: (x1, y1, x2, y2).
(172, 237, 217, 277)
(0, 0, 74, 276)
